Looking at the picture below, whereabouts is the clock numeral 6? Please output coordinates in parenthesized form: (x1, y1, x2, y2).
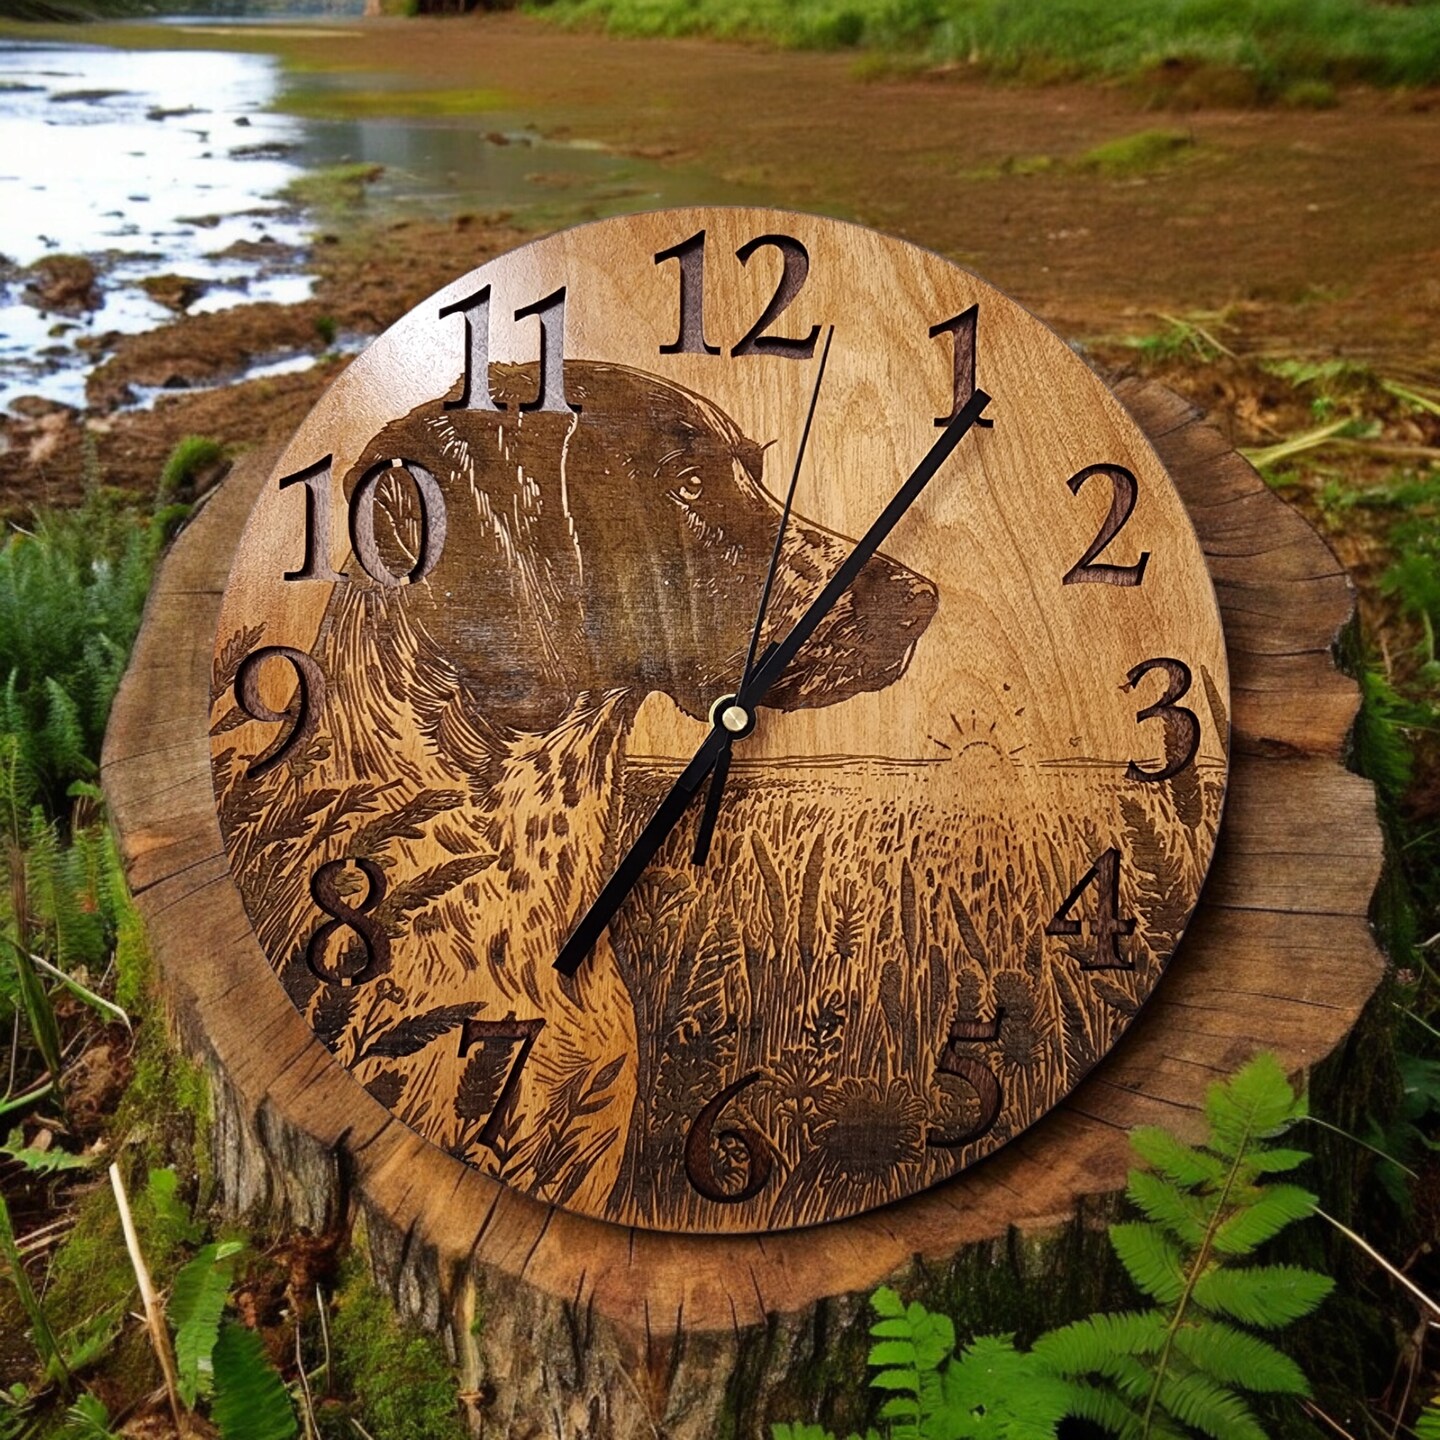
(654, 230, 820, 360)
(455, 1014, 546, 1157)
(1125, 657, 1200, 782)
(683, 1070, 775, 1204)
(927, 1003, 1005, 1149)
(306, 857, 390, 986)
(1045, 846, 1136, 970)
(1062, 462, 1151, 587)
(233, 644, 325, 779)
(279, 454, 447, 588)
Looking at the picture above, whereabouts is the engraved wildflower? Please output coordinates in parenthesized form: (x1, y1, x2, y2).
(813, 1076, 925, 1180)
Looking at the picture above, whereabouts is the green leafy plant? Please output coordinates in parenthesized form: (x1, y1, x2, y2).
(210, 1320, 298, 1440)
(170, 1239, 246, 1406)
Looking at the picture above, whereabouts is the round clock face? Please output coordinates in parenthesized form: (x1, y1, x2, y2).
(210, 207, 1228, 1234)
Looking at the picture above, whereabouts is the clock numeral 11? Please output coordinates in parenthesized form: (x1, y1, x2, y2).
(437, 283, 580, 415)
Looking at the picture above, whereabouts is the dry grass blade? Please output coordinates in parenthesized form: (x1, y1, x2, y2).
(1314, 1207, 1440, 1320)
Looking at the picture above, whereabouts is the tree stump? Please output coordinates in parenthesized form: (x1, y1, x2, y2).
(102, 377, 1385, 1438)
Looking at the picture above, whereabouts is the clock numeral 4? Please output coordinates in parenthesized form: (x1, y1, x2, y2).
(1045, 846, 1136, 970)
(306, 857, 390, 985)
(927, 1003, 1005, 1149)
(437, 282, 580, 415)
(233, 645, 325, 779)
(1062, 462, 1150, 587)
(279, 455, 447, 587)
(653, 230, 821, 359)
(683, 1071, 775, 1204)
(1126, 657, 1200, 782)
(456, 1014, 546, 1157)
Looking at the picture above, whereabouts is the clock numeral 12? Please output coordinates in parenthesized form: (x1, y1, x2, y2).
(437, 283, 580, 415)
(279, 455, 447, 587)
(1045, 846, 1136, 970)
(456, 1014, 546, 1156)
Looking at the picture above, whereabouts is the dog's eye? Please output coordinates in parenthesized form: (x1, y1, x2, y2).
(677, 481, 702, 502)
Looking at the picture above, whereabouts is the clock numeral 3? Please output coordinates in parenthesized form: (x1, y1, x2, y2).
(1045, 846, 1136, 970)
(927, 1004, 1004, 1149)
(233, 645, 325, 779)
(1062, 463, 1150, 587)
(683, 1071, 775, 1204)
(279, 456, 447, 587)
(929, 304, 993, 430)
(1125, 657, 1200, 782)
(456, 1014, 546, 1156)
(653, 230, 821, 360)
(438, 282, 580, 414)
(306, 857, 390, 985)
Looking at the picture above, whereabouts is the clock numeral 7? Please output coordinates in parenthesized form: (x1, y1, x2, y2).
(1045, 846, 1136, 970)
(927, 1003, 1005, 1149)
(279, 455, 447, 588)
(456, 1014, 546, 1157)
(437, 283, 580, 415)
(683, 1071, 775, 1204)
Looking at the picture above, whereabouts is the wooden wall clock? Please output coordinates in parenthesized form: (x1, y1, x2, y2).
(208, 207, 1229, 1236)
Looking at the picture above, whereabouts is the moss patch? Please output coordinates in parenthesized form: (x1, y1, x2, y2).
(279, 163, 385, 212)
(278, 87, 509, 121)
(1077, 128, 1195, 176)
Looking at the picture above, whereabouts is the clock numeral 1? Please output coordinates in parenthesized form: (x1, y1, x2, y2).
(278, 456, 447, 587)
(1045, 846, 1136, 970)
(1062, 463, 1150, 587)
(438, 283, 580, 414)
(929, 304, 993, 430)
(306, 857, 390, 986)
(234, 645, 325, 779)
(927, 1003, 1004, 1149)
(1125, 657, 1200, 782)
(456, 1014, 546, 1156)
(683, 1071, 774, 1204)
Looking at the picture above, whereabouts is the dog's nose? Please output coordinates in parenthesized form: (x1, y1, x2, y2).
(850, 558, 939, 633)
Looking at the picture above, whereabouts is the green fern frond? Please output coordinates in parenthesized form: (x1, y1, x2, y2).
(1204, 1053, 1305, 1153)
(1211, 1184, 1317, 1254)
(1243, 1148, 1312, 1175)
(1414, 1397, 1440, 1440)
(939, 1334, 1074, 1438)
(1169, 1319, 1309, 1394)
(210, 1320, 297, 1440)
(1109, 1222, 1187, 1304)
(1156, 1370, 1267, 1440)
(1127, 1170, 1209, 1246)
(1031, 1311, 1167, 1372)
(1130, 1128, 1227, 1187)
(53, 1393, 119, 1440)
(1191, 1264, 1334, 1328)
(1059, 1380, 1146, 1440)
(170, 1240, 244, 1407)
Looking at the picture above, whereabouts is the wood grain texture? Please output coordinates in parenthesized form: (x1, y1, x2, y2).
(103, 373, 1383, 1425)
(201, 212, 1232, 1233)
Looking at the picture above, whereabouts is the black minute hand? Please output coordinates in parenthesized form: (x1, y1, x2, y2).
(552, 388, 992, 978)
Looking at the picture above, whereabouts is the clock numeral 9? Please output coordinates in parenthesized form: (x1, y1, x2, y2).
(1125, 657, 1200, 782)
(654, 230, 820, 359)
(927, 1003, 1005, 1149)
(233, 645, 325, 779)
(1045, 846, 1136, 970)
(437, 282, 580, 414)
(306, 857, 390, 985)
(279, 455, 447, 587)
(1062, 463, 1150, 587)
(456, 1014, 546, 1157)
(683, 1070, 775, 1204)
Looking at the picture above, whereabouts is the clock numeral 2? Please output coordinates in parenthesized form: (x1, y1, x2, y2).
(927, 1003, 1005, 1149)
(279, 455, 447, 587)
(1045, 846, 1136, 970)
(437, 282, 580, 415)
(1062, 463, 1150, 587)
(929, 305, 994, 430)
(306, 857, 390, 985)
(683, 1071, 774, 1204)
(653, 230, 820, 359)
(1126, 658, 1200, 782)
(233, 645, 325, 779)
(456, 1014, 546, 1156)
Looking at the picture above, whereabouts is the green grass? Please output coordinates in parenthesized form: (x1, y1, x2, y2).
(1078, 126, 1193, 174)
(278, 88, 509, 121)
(528, 0, 1440, 93)
(279, 163, 385, 212)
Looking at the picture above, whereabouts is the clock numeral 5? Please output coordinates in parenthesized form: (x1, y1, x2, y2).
(1125, 657, 1200, 782)
(232, 644, 325, 779)
(654, 230, 821, 359)
(1062, 462, 1150, 587)
(456, 1014, 546, 1157)
(306, 856, 390, 985)
(279, 455, 447, 587)
(927, 1003, 1005, 1149)
(437, 282, 580, 415)
(683, 1070, 775, 1204)
(1045, 846, 1136, 970)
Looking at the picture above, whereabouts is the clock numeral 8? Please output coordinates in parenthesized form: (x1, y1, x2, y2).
(306, 857, 390, 986)
(683, 1071, 775, 1204)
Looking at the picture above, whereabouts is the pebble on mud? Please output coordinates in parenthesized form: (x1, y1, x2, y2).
(141, 273, 210, 313)
(22, 255, 100, 313)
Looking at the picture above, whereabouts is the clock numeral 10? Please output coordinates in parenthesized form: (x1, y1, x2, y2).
(437, 283, 580, 415)
(654, 230, 820, 359)
(279, 455, 447, 587)
(683, 1070, 774, 1204)
(927, 1003, 1005, 1149)
(233, 645, 325, 779)
(1045, 846, 1136, 970)
(456, 1014, 546, 1157)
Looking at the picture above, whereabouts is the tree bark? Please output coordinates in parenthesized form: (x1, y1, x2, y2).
(102, 376, 1385, 1438)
